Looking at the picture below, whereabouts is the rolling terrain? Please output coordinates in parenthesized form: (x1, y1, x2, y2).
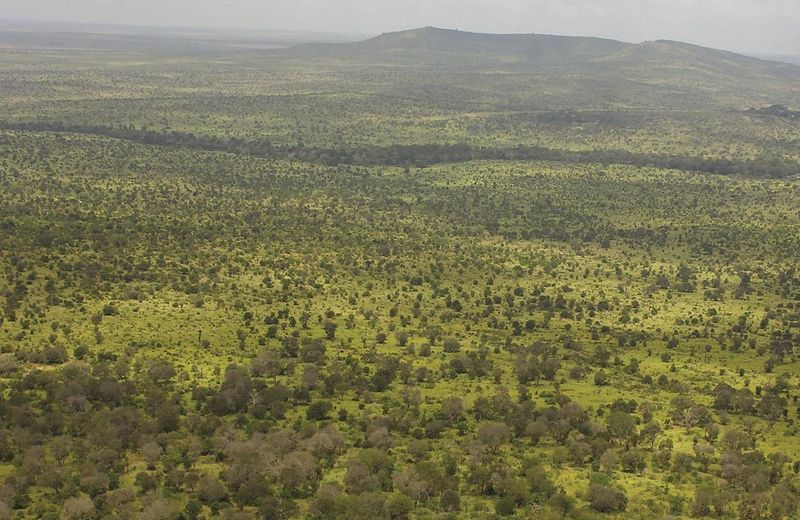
(0, 24, 799, 520)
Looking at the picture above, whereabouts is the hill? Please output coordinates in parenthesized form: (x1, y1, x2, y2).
(598, 39, 800, 81)
(2, 20, 800, 520)
(295, 26, 796, 71)
(288, 27, 800, 108)
(350, 26, 629, 64)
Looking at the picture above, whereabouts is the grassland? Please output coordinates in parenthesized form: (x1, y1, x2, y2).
(0, 26, 799, 520)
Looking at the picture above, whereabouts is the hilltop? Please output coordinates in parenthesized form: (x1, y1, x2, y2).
(297, 26, 794, 69)
(350, 26, 628, 64)
(288, 26, 800, 108)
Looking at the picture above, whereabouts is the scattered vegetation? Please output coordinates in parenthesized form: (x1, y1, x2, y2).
(0, 25, 799, 520)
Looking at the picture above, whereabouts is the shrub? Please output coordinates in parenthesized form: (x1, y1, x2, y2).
(307, 400, 333, 421)
(495, 496, 517, 516)
(587, 484, 627, 513)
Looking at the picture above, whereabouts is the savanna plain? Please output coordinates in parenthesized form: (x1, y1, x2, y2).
(1, 26, 800, 520)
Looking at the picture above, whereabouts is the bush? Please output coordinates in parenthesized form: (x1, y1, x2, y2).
(307, 400, 333, 421)
(587, 484, 627, 513)
(495, 496, 517, 516)
(442, 339, 461, 353)
(184, 498, 203, 520)
(383, 494, 414, 520)
(441, 489, 461, 512)
(0, 353, 18, 375)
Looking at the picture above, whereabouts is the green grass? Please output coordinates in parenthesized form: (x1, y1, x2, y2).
(1, 32, 800, 520)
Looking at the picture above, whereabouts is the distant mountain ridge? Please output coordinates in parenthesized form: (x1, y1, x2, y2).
(4, 22, 798, 108)
(288, 26, 800, 109)
(353, 26, 628, 64)
(338, 27, 798, 73)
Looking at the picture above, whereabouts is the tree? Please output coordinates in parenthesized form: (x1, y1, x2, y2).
(234, 477, 271, 508)
(197, 475, 228, 506)
(442, 339, 461, 353)
(134, 472, 158, 494)
(345, 460, 379, 494)
(306, 400, 333, 421)
(60, 494, 95, 520)
(476, 422, 510, 452)
(523, 461, 555, 498)
(183, 497, 203, 520)
(250, 350, 284, 380)
(495, 496, 516, 516)
(606, 410, 637, 447)
(440, 489, 461, 512)
(140, 441, 162, 470)
(620, 449, 646, 474)
(0, 354, 18, 375)
(278, 451, 318, 498)
(693, 443, 715, 472)
(395, 331, 408, 347)
(425, 327, 442, 344)
(323, 321, 337, 340)
(640, 421, 661, 449)
(691, 485, 715, 517)
(721, 429, 755, 453)
(440, 396, 464, 424)
(738, 493, 770, 520)
(599, 449, 619, 473)
(300, 339, 327, 364)
(308, 484, 340, 519)
(587, 484, 627, 513)
(383, 494, 414, 520)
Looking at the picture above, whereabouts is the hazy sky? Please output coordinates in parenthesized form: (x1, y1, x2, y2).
(4, 0, 800, 54)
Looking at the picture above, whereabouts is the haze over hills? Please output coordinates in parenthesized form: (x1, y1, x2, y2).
(305, 26, 800, 75)
(3, 19, 798, 78)
(288, 26, 800, 109)
(0, 18, 365, 51)
(2, 21, 799, 109)
(347, 26, 629, 64)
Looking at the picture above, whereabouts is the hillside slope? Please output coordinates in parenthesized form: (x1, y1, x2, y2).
(287, 27, 800, 108)
(351, 26, 629, 64)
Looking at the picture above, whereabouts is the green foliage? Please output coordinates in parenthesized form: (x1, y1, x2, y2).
(0, 24, 799, 520)
(587, 483, 628, 513)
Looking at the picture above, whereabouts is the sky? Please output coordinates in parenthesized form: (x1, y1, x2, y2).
(3, 0, 800, 55)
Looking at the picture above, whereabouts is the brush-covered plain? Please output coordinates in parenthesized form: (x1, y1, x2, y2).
(1, 27, 800, 520)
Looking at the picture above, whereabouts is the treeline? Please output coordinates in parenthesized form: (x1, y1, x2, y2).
(747, 104, 800, 121)
(2, 120, 797, 178)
